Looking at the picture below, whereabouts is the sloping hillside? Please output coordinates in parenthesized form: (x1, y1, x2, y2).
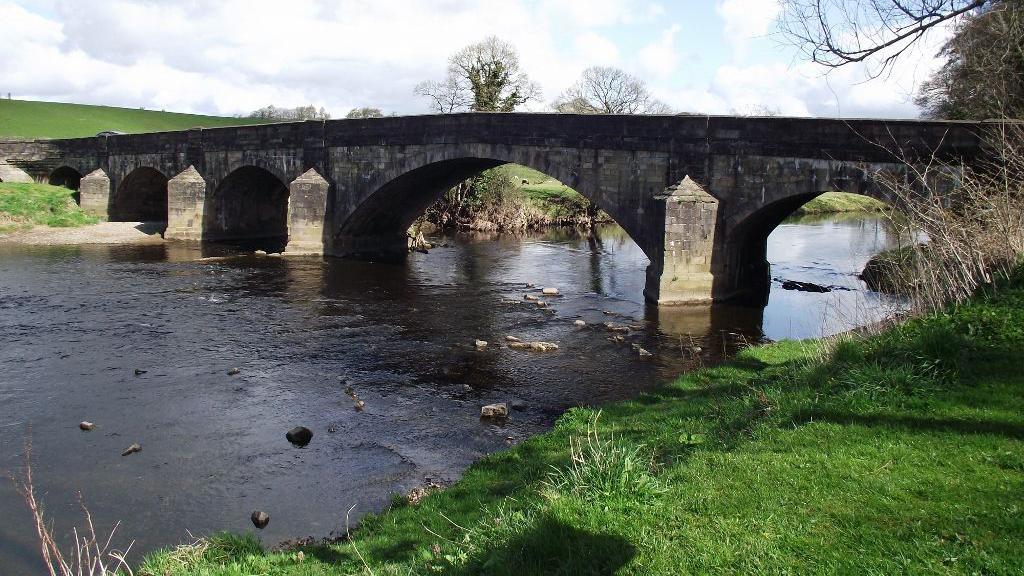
(0, 99, 275, 139)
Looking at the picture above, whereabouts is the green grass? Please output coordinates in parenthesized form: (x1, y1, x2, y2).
(0, 182, 99, 231)
(493, 165, 595, 223)
(141, 268, 1024, 575)
(795, 191, 887, 215)
(0, 99, 275, 139)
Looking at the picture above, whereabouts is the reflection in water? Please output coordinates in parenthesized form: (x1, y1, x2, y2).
(0, 214, 899, 574)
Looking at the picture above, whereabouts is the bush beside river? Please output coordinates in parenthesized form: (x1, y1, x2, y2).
(141, 265, 1024, 575)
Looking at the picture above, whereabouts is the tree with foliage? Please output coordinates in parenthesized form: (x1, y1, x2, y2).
(553, 66, 672, 114)
(778, 0, 993, 77)
(345, 107, 384, 119)
(916, 1, 1024, 118)
(415, 36, 541, 113)
(248, 104, 331, 121)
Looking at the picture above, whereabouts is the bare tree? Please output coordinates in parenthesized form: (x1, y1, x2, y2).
(415, 76, 471, 114)
(415, 36, 541, 113)
(345, 107, 385, 119)
(778, 0, 992, 77)
(553, 67, 673, 114)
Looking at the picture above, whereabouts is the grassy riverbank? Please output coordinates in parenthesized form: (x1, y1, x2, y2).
(794, 191, 886, 215)
(0, 182, 99, 232)
(0, 99, 272, 139)
(141, 267, 1024, 574)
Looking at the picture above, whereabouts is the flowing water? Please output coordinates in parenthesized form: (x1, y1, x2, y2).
(0, 213, 902, 574)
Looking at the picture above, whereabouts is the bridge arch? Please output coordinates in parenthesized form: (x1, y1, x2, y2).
(335, 148, 656, 260)
(112, 167, 168, 223)
(206, 165, 289, 249)
(712, 182, 898, 303)
(49, 165, 83, 190)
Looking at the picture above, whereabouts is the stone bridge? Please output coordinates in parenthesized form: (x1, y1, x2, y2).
(0, 114, 992, 304)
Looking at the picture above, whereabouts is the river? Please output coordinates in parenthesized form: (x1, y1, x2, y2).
(0, 213, 902, 574)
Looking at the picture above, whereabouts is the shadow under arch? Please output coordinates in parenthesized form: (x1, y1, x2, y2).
(48, 166, 83, 204)
(205, 165, 289, 251)
(335, 155, 653, 264)
(112, 166, 168, 226)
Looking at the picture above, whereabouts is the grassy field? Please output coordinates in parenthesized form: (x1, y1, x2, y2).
(0, 99, 274, 139)
(498, 165, 599, 224)
(140, 268, 1024, 575)
(0, 182, 99, 232)
(795, 191, 887, 215)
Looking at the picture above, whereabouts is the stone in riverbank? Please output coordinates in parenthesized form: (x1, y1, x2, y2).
(251, 510, 270, 529)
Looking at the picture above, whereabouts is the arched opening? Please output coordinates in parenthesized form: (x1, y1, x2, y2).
(335, 157, 658, 311)
(48, 166, 83, 205)
(206, 166, 289, 252)
(720, 190, 893, 305)
(112, 167, 168, 225)
(338, 158, 504, 256)
(337, 158, 643, 261)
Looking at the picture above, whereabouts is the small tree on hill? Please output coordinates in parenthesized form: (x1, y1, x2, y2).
(346, 107, 385, 119)
(415, 36, 541, 113)
(553, 66, 672, 114)
(248, 105, 331, 121)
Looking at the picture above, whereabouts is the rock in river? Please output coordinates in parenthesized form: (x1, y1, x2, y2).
(481, 403, 509, 419)
(121, 443, 141, 456)
(508, 341, 559, 352)
(79, 421, 95, 431)
(474, 339, 488, 349)
(227, 367, 241, 376)
(286, 426, 313, 447)
(780, 279, 831, 293)
(542, 287, 559, 295)
(251, 510, 270, 529)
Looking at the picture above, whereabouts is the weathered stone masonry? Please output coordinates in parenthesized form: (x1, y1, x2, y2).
(0, 114, 992, 304)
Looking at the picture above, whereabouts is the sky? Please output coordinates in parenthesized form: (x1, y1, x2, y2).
(1, 0, 953, 119)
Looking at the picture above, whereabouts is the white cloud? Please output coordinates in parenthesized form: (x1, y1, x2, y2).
(638, 24, 681, 80)
(573, 32, 621, 66)
(1, 0, 949, 119)
(716, 0, 781, 57)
